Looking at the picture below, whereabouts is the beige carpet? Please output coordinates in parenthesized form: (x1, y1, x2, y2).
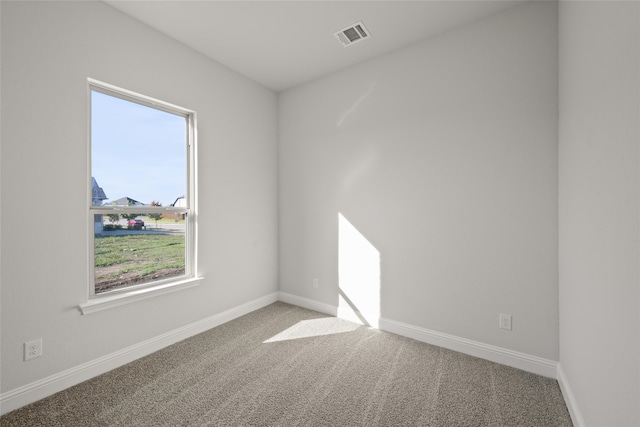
(0, 302, 572, 426)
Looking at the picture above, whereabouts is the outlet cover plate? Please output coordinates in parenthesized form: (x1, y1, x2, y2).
(24, 339, 42, 361)
(499, 313, 512, 330)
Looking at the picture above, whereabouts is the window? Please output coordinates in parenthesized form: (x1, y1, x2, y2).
(87, 79, 197, 305)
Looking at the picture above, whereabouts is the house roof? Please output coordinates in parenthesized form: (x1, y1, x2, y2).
(91, 177, 107, 201)
(114, 197, 145, 206)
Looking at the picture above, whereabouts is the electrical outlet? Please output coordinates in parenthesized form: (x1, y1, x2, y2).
(24, 339, 43, 361)
(499, 314, 512, 331)
(312, 278, 319, 288)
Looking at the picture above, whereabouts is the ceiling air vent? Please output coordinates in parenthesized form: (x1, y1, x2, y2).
(334, 21, 371, 47)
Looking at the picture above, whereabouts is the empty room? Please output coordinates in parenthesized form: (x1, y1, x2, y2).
(1, 0, 638, 426)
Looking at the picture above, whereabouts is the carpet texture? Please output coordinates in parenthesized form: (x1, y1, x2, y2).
(0, 302, 572, 426)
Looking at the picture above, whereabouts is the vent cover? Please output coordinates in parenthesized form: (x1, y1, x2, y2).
(334, 21, 371, 47)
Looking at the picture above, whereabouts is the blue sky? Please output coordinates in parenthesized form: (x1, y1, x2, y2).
(91, 91, 186, 206)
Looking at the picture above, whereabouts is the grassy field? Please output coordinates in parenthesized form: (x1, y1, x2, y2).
(154, 217, 185, 224)
(141, 217, 186, 226)
(94, 234, 185, 294)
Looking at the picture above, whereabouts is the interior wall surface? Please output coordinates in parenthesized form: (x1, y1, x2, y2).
(0, 0, 278, 394)
(278, 1, 559, 360)
(559, 1, 640, 425)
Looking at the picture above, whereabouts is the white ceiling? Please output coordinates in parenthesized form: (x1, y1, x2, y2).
(104, 0, 529, 92)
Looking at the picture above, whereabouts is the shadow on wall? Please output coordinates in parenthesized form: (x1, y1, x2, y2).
(337, 213, 381, 328)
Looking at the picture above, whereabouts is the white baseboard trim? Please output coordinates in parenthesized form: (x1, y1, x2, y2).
(277, 292, 338, 316)
(557, 363, 586, 427)
(1, 292, 562, 416)
(274, 293, 558, 379)
(0, 292, 279, 416)
(378, 317, 558, 379)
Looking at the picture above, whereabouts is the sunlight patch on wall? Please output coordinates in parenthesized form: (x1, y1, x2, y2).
(338, 213, 381, 328)
(337, 82, 376, 127)
(263, 318, 361, 343)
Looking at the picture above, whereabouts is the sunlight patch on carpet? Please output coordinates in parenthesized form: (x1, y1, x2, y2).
(263, 317, 361, 343)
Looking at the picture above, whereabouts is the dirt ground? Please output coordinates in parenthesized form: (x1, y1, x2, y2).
(94, 266, 185, 294)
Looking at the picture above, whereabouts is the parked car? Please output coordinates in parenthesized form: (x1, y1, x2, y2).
(127, 219, 145, 229)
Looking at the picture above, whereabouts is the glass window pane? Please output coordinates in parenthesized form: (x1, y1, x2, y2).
(89, 83, 194, 297)
(91, 90, 187, 208)
(93, 213, 186, 294)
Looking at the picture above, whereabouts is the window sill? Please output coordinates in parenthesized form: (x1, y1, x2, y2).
(79, 277, 203, 315)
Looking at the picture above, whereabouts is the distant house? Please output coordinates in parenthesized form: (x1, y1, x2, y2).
(171, 196, 186, 208)
(92, 177, 108, 234)
(170, 196, 186, 220)
(113, 197, 145, 207)
(92, 177, 107, 206)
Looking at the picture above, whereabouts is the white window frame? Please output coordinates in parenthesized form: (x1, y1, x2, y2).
(81, 79, 200, 315)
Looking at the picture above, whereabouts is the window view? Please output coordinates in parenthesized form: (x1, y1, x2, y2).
(89, 81, 195, 295)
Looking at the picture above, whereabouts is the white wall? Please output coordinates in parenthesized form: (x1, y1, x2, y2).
(8, 1, 639, 422)
(1, 0, 278, 395)
(279, 1, 559, 360)
(559, 1, 640, 426)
